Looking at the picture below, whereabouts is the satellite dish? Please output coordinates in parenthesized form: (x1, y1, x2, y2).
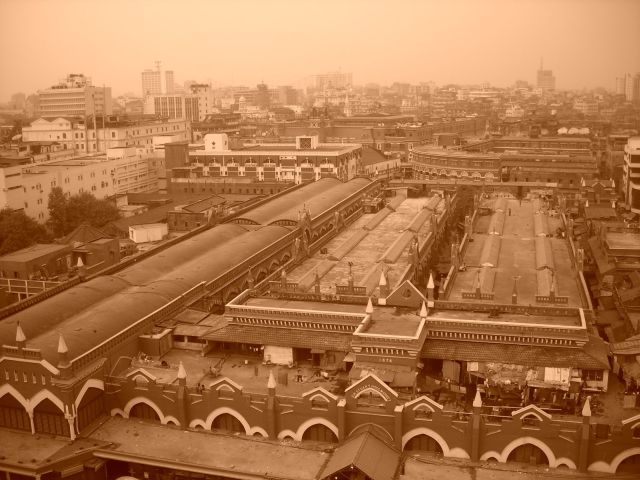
(11, 134, 22, 141)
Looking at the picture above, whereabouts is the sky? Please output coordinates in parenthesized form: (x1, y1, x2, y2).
(1, 0, 639, 100)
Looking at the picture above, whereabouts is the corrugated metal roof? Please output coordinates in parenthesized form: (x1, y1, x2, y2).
(422, 337, 609, 370)
(480, 235, 501, 267)
(233, 177, 370, 226)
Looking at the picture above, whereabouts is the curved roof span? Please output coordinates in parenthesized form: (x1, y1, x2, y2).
(0, 224, 293, 362)
(233, 177, 371, 226)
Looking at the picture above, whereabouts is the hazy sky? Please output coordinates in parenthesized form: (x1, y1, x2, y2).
(1, 0, 639, 99)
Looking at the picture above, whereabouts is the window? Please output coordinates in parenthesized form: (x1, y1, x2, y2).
(583, 370, 603, 381)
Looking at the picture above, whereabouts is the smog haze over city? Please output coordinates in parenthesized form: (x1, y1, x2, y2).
(1, 0, 639, 99)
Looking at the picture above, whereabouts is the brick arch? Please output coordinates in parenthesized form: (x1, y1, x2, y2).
(29, 389, 65, 414)
(268, 260, 280, 273)
(278, 417, 339, 442)
(348, 423, 394, 442)
(588, 447, 640, 474)
(0, 384, 29, 412)
(481, 436, 576, 469)
(192, 406, 268, 437)
(255, 269, 268, 282)
(402, 427, 469, 459)
(74, 379, 105, 409)
(121, 396, 179, 426)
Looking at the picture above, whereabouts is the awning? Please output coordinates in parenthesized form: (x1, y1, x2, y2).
(391, 372, 416, 388)
(527, 380, 570, 391)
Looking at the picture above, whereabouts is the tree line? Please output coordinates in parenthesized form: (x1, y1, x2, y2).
(0, 187, 120, 256)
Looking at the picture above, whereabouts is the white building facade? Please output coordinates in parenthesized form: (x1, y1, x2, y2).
(0, 148, 161, 223)
(623, 136, 640, 214)
(37, 74, 112, 118)
(22, 117, 191, 155)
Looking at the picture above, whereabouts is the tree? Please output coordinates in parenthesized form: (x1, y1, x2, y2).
(47, 187, 69, 237)
(0, 208, 50, 256)
(47, 188, 120, 237)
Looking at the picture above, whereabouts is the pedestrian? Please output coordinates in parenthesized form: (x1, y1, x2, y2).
(296, 369, 303, 383)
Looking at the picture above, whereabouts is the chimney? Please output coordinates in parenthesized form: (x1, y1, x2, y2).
(419, 301, 428, 319)
(267, 370, 277, 396)
(177, 361, 187, 386)
(16, 322, 26, 350)
(57, 333, 71, 377)
(378, 268, 389, 300)
(76, 256, 87, 281)
(365, 297, 374, 320)
(426, 273, 435, 301)
(314, 269, 321, 294)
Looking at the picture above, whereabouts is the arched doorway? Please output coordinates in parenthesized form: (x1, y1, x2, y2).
(617, 454, 640, 474)
(404, 434, 443, 454)
(0, 393, 30, 432)
(507, 443, 549, 466)
(76, 387, 105, 432)
(129, 402, 160, 423)
(302, 423, 338, 443)
(33, 398, 70, 436)
(212, 413, 245, 433)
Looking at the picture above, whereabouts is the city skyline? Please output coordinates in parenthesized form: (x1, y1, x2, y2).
(1, 0, 639, 100)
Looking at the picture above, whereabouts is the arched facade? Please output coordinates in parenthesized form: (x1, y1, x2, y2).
(402, 427, 469, 459)
(278, 417, 339, 442)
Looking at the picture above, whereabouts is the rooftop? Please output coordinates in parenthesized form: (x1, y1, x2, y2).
(91, 417, 329, 480)
(0, 243, 70, 262)
(448, 197, 582, 307)
(283, 194, 442, 297)
(605, 232, 640, 251)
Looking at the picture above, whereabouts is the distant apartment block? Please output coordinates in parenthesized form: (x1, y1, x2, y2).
(189, 84, 216, 121)
(623, 136, 640, 214)
(536, 62, 556, 92)
(144, 94, 199, 122)
(142, 68, 162, 97)
(22, 116, 190, 155)
(37, 73, 112, 118)
(0, 148, 161, 222)
(315, 71, 353, 90)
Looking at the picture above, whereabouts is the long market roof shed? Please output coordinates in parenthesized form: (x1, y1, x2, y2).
(232, 177, 371, 226)
(0, 224, 291, 363)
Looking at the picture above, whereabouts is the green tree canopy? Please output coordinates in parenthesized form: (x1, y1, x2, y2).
(47, 187, 120, 237)
(0, 208, 50, 256)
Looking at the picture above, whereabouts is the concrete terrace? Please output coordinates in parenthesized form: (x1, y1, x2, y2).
(126, 349, 344, 397)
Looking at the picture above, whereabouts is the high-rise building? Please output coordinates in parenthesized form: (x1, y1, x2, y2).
(142, 68, 162, 97)
(315, 71, 352, 91)
(189, 83, 215, 121)
(622, 136, 640, 213)
(616, 76, 626, 95)
(165, 70, 175, 94)
(37, 73, 112, 118)
(536, 60, 555, 92)
(144, 94, 199, 122)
